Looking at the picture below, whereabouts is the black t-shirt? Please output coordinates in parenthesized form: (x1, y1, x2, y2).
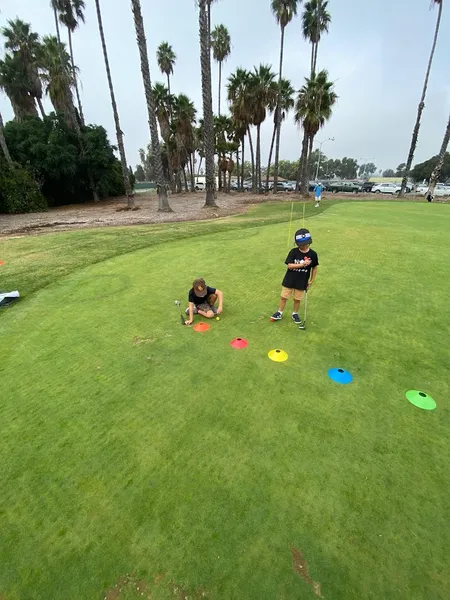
(282, 248, 319, 290)
(188, 285, 216, 305)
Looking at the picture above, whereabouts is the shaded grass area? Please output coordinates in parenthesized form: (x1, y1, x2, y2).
(0, 201, 449, 600)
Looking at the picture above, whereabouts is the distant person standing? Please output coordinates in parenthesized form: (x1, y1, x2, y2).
(314, 182, 323, 208)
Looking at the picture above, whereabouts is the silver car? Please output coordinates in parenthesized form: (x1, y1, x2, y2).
(372, 183, 401, 195)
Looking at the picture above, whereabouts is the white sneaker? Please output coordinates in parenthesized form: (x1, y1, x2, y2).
(315, 202, 319, 208)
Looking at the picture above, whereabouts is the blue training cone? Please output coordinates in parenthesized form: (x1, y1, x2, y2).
(328, 368, 353, 385)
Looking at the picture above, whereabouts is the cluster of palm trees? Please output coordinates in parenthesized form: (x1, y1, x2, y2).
(0, 0, 336, 213)
(202, 0, 335, 200)
(1, 0, 449, 214)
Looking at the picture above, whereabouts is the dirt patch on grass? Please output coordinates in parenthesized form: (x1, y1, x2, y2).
(104, 574, 151, 600)
(104, 572, 208, 599)
(290, 545, 323, 597)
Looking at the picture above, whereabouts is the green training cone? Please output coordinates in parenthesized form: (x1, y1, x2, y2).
(406, 390, 436, 411)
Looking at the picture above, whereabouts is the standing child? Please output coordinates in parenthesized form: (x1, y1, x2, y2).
(314, 182, 323, 208)
(271, 228, 319, 324)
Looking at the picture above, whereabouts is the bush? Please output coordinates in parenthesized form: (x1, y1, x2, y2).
(0, 167, 47, 214)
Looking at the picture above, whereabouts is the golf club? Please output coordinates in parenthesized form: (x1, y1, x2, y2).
(299, 291, 307, 330)
(174, 300, 185, 325)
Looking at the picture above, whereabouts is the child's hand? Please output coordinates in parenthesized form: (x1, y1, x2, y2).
(217, 307, 223, 315)
(302, 257, 312, 266)
(185, 319, 193, 326)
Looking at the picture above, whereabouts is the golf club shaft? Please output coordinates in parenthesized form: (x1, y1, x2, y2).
(303, 291, 308, 324)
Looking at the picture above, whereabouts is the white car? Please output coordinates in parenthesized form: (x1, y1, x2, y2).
(372, 183, 401, 195)
(416, 183, 450, 197)
(433, 184, 450, 197)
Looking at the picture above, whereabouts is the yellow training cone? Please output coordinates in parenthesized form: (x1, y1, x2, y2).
(268, 349, 288, 362)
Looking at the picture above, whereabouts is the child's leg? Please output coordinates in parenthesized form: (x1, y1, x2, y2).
(278, 297, 288, 312)
(198, 309, 215, 319)
(293, 298, 301, 314)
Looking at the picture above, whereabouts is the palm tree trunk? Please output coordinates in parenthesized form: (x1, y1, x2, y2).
(247, 126, 255, 192)
(67, 28, 85, 126)
(53, 7, 61, 44)
(313, 42, 319, 74)
(428, 112, 450, 194)
(176, 169, 182, 193)
(256, 123, 262, 192)
(307, 135, 314, 183)
(400, 0, 443, 197)
(197, 155, 203, 175)
(199, 0, 217, 207)
(298, 129, 310, 196)
(310, 42, 315, 75)
(218, 60, 222, 116)
(218, 157, 222, 191)
(0, 111, 14, 169)
(240, 136, 245, 190)
(37, 98, 46, 119)
(189, 153, 196, 191)
(131, 0, 172, 211)
(183, 165, 189, 192)
(236, 149, 240, 190)
(96, 0, 134, 208)
(266, 121, 277, 190)
(273, 24, 285, 193)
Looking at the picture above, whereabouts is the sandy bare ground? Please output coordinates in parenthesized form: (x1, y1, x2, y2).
(0, 190, 437, 237)
(0, 192, 254, 237)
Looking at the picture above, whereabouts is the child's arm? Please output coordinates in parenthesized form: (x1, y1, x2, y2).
(216, 289, 224, 313)
(185, 302, 195, 325)
(308, 266, 318, 287)
(287, 258, 312, 270)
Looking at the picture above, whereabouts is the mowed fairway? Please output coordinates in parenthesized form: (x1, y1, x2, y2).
(0, 201, 449, 600)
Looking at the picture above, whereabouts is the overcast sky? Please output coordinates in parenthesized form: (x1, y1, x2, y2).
(1, 0, 449, 173)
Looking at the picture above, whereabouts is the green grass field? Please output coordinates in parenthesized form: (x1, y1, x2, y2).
(0, 201, 449, 600)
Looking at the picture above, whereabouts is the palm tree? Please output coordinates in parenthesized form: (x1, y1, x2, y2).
(156, 42, 176, 96)
(211, 24, 231, 115)
(153, 82, 176, 190)
(198, 0, 217, 207)
(400, 0, 443, 196)
(131, 0, 171, 211)
(294, 70, 337, 197)
(271, 0, 301, 191)
(0, 110, 14, 168)
(173, 93, 197, 192)
(302, 0, 331, 75)
(2, 19, 46, 118)
(53, 0, 86, 125)
(39, 35, 78, 128)
(228, 68, 253, 190)
(248, 64, 277, 191)
(428, 113, 450, 195)
(266, 77, 295, 189)
(207, 0, 218, 40)
(94, 0, 133, 208)
(0, 53, 38, 121)
(50, 0, 62, 43)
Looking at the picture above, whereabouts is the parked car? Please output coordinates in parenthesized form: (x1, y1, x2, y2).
(372, 182, 401, 195)
(269, 182, 291, 192)
(362, 181, 375, 192)
(415, 183, 428, 194)
(326, 180, 363, 193)
(431, 183, 450, 197)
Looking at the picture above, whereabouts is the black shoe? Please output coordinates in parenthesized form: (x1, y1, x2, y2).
(270, 311, 283, 321)
(291, 313, 302, 324)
